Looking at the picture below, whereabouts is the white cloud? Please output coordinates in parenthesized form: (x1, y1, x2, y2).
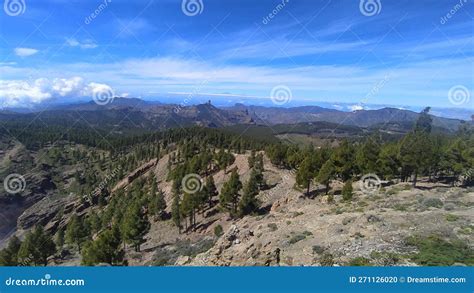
(65, 38, 98, 49)
(349, 104, 364, 111)
(14, 48, 39, 57)
(0, 54, 472, 108)
(0, 77, 113, 108)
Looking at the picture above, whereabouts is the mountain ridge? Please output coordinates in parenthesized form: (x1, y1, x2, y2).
(0, 98, 470, 133)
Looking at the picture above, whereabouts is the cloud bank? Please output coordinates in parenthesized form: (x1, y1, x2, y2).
(0, 77, 113, 108)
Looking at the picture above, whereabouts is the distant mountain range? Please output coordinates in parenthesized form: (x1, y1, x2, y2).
(225, 103, 468, 132)
(0, 97, 470, 133)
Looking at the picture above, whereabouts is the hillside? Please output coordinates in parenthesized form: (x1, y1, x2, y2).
(0, 120, 472, 267)
(2, 147, 472, 266)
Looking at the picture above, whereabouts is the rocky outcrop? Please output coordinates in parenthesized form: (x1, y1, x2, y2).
(112, 159, 157, 192)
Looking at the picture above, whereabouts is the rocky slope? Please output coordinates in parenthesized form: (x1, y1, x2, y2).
(2, 147, 473, 266)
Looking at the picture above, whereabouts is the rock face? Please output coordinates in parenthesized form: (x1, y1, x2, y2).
(112, 159, 157, 192)
(17, 195, 72, 232)
(0, 171, 57, 244)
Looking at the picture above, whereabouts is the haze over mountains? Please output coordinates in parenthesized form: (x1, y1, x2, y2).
(0, 97, 470, 134)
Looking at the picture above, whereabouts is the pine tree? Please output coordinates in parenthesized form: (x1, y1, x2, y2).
(398, 107, 435, 187)
(121, 202, 150, 252)
(81, 225, 124, 266)
(342, 180, 353, 201)
(399, 132, 433, 187)
(219, 168, 242, 216)
(296, 157, 316, 196)
(255, 153, 265, 172)
(331, 140, 354, 181)
(33, 226, 56, 266)
(55, 228, 65, 249)
(248, 150, 256, 169)
(376, 143, 400, 180)
(414, 107, 433, 134)
(441, 138, 470, 185)
(87, 211, 102, 235)
(238, 169, 260, 217)
(65, 214, 89, 250)
(0, 236, 21, 266)
(203, 176, 218, 208)
(356, 137, 380, 174)
(171, 193, 182, 233)
(316, 160, 335, 194)
(18, 226, 56, 266)
(149, 184, 167, 221)
(180, 192, 195, 230)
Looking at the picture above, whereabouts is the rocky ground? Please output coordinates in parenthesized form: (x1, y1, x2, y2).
(2, 147, 473, 266)
(125, 153, 474, 266)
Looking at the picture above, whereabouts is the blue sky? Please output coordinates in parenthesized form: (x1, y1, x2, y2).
(0, 0, 473, 109)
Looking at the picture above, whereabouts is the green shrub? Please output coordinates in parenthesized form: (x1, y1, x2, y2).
(348, 257, 371, 266)
(312, 245, 325, 254)
(267, 223, 278, 232)
(405, 235, 474, 266)
(342, 180, 353, 201)
(327, 194, 334, 203)
(422, 198, 443, 209)
(319, 253, 334, 266)
(289, 234, 306, 244)
(445, 214, 459, 222)
(214, 225, 224, 237)
(302, 231, 313, 236)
